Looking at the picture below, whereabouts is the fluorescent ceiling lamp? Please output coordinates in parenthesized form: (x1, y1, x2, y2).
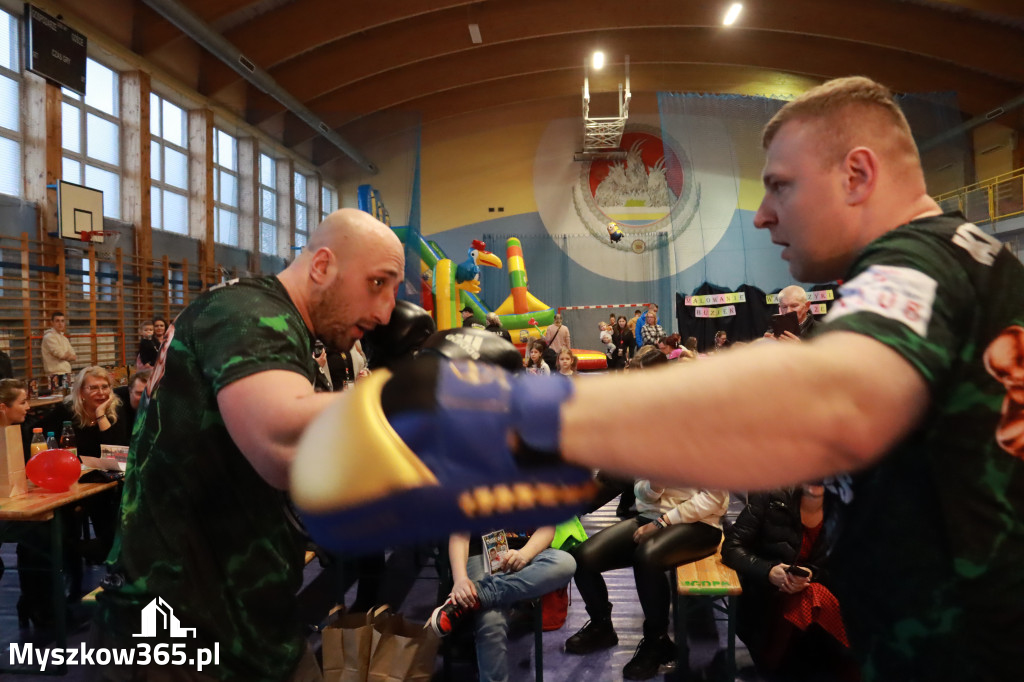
(723, 3, 743, 25)
(468, 23, 482, 44)
(592, 51, 605, 70)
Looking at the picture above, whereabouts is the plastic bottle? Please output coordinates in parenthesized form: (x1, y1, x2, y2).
(46, 431, 57, 450)
(29, 428, 47, 457)
(59, 420, 77, 458)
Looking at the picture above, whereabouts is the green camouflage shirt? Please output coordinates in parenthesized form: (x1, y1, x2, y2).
(821, 213, 1024, 680)
(97, 276, 315, 681)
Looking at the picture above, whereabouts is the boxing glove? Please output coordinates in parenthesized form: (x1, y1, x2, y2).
(361, 299, 436, 369)
(290, 351, 594, 553)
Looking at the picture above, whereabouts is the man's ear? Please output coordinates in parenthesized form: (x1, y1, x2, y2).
(309, 247, 335, 285)
(843, 147, 878, 206)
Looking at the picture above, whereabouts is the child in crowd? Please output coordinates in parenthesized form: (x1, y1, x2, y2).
(136, 320, 159, 369)
(525, 340, 551, 375)
(600, 331, 615, 365)
(557, 347, 578, 376)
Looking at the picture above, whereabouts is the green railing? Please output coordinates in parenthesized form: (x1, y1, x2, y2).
(933, 168, 1024, 225)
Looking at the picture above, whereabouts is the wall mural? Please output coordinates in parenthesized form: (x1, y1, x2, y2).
(534, 115, 741, 283)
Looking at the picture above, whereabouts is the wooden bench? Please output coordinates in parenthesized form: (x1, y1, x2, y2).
(82, 550, 318, 604)
(673, 551, 742, 682)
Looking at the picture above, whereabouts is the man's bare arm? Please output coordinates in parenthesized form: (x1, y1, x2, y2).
(218, 370, 340, 489)
(562, 331, 929, 490)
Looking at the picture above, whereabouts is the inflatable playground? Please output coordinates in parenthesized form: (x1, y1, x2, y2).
(357, 185, 608, 371)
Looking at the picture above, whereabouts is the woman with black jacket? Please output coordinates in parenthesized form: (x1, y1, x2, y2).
(722, 483, 858, 681)
(609, 316, 635, 369)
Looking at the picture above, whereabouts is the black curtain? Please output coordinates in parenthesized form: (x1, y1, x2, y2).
(675, 282, 839, 352)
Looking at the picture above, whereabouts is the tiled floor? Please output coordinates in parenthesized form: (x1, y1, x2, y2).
(0, 496, 759, 681)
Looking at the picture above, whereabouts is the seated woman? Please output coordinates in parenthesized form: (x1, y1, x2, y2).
(721, 483, 859, 682)
(430, 526, 575, 682)
(657, 333, 693, 361)
(40, 366, 131, 562)
(565, 381, 729, 682)
(0, 379, 29, 572)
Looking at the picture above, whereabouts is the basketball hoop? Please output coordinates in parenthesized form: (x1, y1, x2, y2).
(79, 230, 121, 260)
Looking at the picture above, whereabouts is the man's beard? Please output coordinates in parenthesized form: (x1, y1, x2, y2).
(310, 293, 354, 354)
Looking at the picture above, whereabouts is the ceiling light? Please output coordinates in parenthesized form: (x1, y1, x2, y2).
(592, 51, 605, 70)
(468, 23, 482, 44)
(723, 3, 743, 25)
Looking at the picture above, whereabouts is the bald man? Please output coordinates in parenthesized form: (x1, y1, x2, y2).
(93, 209, 404, 682)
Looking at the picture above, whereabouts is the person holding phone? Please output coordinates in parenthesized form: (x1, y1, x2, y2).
(722, 483, 857, 681)
(765, 285, 819, 342)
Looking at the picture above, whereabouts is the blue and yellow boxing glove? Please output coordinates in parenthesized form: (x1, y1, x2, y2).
(290, 329, 595, 553)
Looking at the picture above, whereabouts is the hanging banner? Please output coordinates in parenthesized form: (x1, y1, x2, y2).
(686, 292, 746, 306)
(809, 303, 829, 315)
(694, 305, 736, 318)
(766, 290, 834, 305)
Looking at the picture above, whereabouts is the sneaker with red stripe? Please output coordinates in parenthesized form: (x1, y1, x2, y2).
(429, 597, 477, 637)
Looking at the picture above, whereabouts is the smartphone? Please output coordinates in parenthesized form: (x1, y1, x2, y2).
(313, 341, 325, 358)
(771, 311, 801, 338)
(786, 565, 810, 578)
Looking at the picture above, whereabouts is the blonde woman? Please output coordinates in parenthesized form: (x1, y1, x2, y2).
(44, 366, 130, 455)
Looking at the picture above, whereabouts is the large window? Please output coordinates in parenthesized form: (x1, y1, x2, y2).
(0, 9, 22, 198)
(62, 58, 121, 218)
(259, 154, 277, 255)
(294, 172, 311, 250)
(321, 184, 337, 223)
(150, 93, 189, 234)
(212, 128, 238, 246)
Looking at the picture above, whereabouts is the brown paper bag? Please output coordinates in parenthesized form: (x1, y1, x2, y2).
(322, 606, 388, 682)
(0, 424, 27, 497)
(367, 612, 441, 682)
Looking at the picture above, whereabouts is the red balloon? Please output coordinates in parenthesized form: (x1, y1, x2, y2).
(26, 448, 80, 492)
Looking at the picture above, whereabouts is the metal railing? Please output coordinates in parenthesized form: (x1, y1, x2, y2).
(932, 168, 1024, 225)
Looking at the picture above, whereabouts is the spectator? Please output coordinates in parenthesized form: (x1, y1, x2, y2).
(151, 316, 167, 346)
(722, 483, 858, 681)
(430, 527, 575, 682)
(136, 320, 159, 369)
(113, 369, 151, 427)
(765, 285, 819, 341)
(657, 334, 689, 360)
(639, 311, 665, 347)
(600, 331, 615, 366)
(543, 313, 572, 355)
(565, 480, 727, 680)
(712, 330, 730, 352)
(635, 303, 660, 348)
(525, 339, 551, 375)
(462, 305, 483, 329)
(41, 311, 76, 382)
(628, 309, 643, 335)
(0, 348, 12, 379)
(610, 315, 636, 369)
(683, 336, 699, 359)
(556, 347, 578, 376)
(485, 312, 512, 343)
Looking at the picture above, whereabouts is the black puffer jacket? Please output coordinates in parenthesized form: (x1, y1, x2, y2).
(721, 487, 842, 654)
(722, 487, 839, 589)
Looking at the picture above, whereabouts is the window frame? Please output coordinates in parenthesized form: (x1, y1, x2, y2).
(259, 153, 278, 256)
(212, 127, 240, 247)
(61, 57, 122, 219)
(149, 91, 190, 235)
(0, 8, 23, 198)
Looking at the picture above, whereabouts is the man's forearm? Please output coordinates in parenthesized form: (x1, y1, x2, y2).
(561, 333, 928, 491)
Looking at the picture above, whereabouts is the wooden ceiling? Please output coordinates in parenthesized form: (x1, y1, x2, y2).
(82, 0, 1024, 175)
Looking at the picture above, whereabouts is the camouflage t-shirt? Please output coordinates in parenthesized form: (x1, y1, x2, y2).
(96, 276, 315, 681)
(821, 213, 1024, 680)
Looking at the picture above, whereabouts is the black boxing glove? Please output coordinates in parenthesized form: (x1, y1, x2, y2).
(362, 299, 436, 369)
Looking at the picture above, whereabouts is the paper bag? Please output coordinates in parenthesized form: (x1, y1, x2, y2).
(0, 424, 27, 497)
(322, 606, 388, 682)
(366, 612, 440, 682)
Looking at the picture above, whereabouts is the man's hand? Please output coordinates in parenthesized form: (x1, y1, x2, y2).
(450, 576, 479, 608)
(776, 331, 802, 343)
(500, 549, 529, 573)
